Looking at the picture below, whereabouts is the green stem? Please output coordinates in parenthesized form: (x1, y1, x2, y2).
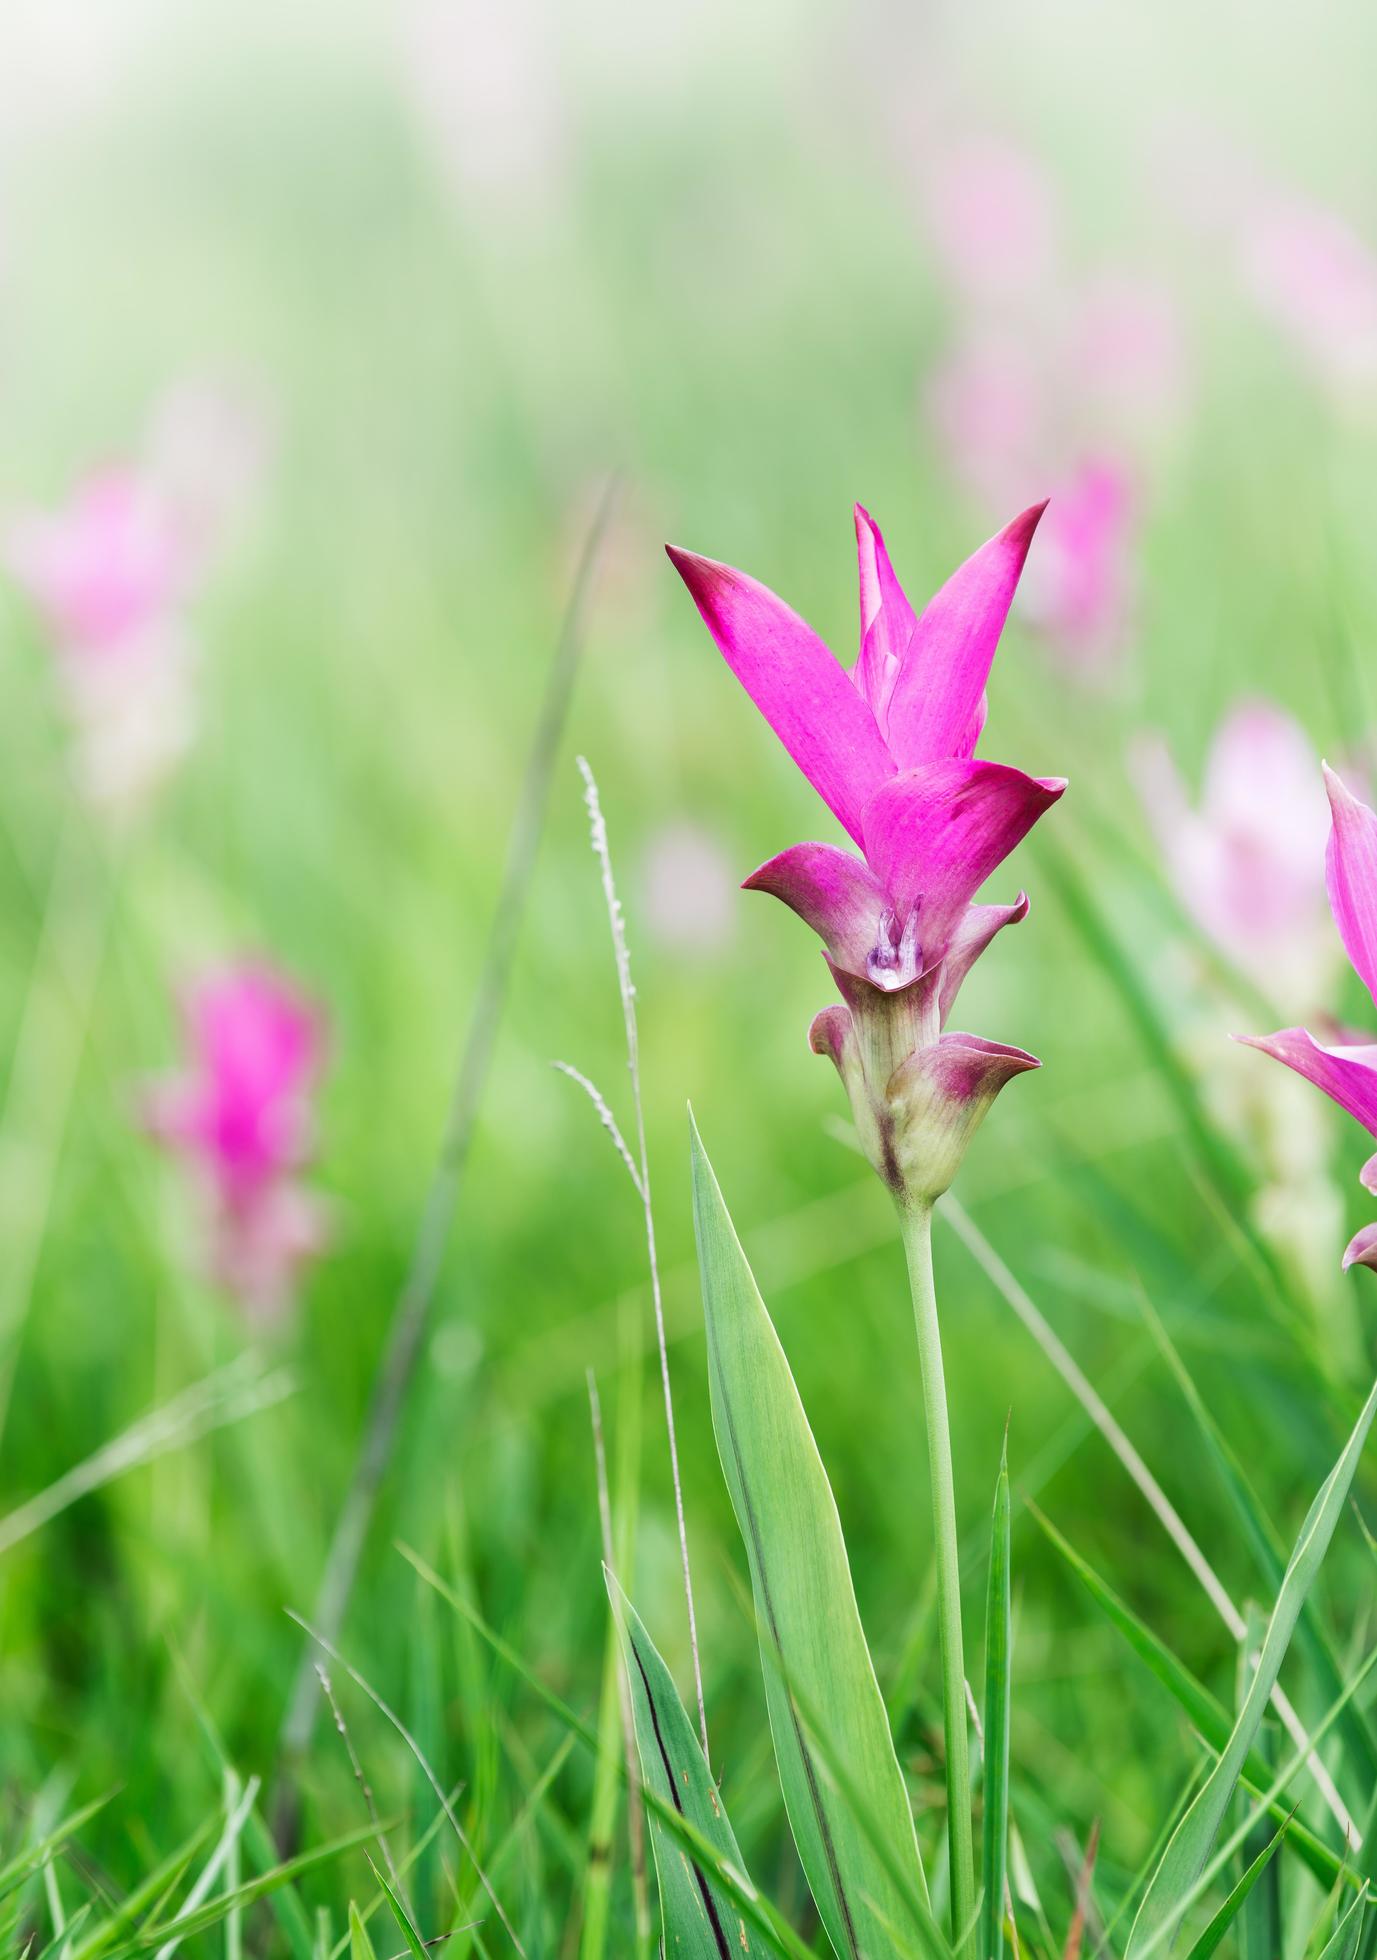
(901, 1202, 975, 1953)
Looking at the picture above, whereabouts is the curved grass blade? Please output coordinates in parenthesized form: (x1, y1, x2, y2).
(1127, 1377, 1377, 1957)
(1034, 1506, 1347, 1891)
(1184, 1817, 1288, 1960)
(689, 1114, 930, 1960)
(607, 1574, 753, 1958)
(980, 1439, 1012, 1960)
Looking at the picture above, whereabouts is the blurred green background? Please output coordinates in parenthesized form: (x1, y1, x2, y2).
(2, 0, 1377, 1948)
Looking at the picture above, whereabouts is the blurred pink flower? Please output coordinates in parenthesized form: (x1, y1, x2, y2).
(924, 136, 1059, 304)
(1241, 198, 1377, 390)
(640, 821, 737, 956)
(1070, 272, 1188, 440)
(925, 335, 1045, 510)
(1135, 701, 1333, 1000)
(6, 470, 188, 655)
(1021, 460, 1136, 666)
(6, 385, 270, 812)
(144, 964, 329, 1317)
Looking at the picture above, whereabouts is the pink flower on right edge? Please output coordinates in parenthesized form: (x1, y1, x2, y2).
(143, 963, 330, 1319)
(1239, 766, 1377, 1272)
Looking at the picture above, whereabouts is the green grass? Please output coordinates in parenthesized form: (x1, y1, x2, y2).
(3, 2, 1377, 1952)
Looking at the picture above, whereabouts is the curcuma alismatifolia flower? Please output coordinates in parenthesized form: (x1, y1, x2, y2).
(668, 504, 1065, 1206)
(143, 963, 330, 1319)
(1239, 765, 1377, 1272)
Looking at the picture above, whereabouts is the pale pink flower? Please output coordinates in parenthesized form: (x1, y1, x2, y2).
(1020, 460, 1136, 667)
(144, 964, 329, 1318)
(1241, 198, 1377, 390)
(6, 470, 189, 655)
(924, 334, 1046, 511)
(1135, 701, 1334, 1002)
(1069, 272, 1188, 442)
(924, 135, 1059, 305)
(640, 821, 737, 957)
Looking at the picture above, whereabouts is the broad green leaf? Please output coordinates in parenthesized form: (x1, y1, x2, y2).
(1036, 1507, 1346, 1891)
(689, 1116, 931, 1960)
(980, 1439, 1011, 1960)
(606, 1574, 756, 1958)
(1184, 1818, 1287, 1960)
(1127, 1376, 1377, 1958)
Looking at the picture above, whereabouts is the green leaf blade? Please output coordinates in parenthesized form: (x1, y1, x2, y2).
(606, 1573, 753, 1958)
(689, 1116, 931, 1960)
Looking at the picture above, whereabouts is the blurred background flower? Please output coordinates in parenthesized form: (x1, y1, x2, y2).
(143, 962, 330, 1320)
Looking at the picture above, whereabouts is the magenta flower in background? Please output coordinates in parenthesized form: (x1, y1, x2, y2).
(1135, 701, 1333, 1001)
(144, 963, 329, 1318)
(668, 504, 1064, 1202)
(1240, 767, 1377, 1271)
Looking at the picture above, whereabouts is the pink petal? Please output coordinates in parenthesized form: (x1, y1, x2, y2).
(863, 760, 1065, 965)
(1235, 1025, 1377, 1137)
(886, 1031, 1041, 1202)
(852, 505, 918, 731)
(666, 544, 895, 845)
(939, 894, 1030, 1022)
(1324, 764, 1377, 1007)
(883, 502, 1047, 768)
(1343, 1221, 1377, 1272)
(743, 842, 887, 975)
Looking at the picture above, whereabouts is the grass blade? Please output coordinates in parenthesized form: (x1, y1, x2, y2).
(1183, 1816, 1288, 1960)
(1127, 1376, 1377, 1956)
(607, 1573, 752, 1957)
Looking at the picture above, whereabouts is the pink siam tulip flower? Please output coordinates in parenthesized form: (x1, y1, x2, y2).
(144, 964, 329, 1317)
(1021, 460, 1136, 667)
(668, 504, 1065, 1203)
(1239, 766, 1377, 1271)
(1241, 199, 1377, 391)
(1135, 701, 1332, 1001)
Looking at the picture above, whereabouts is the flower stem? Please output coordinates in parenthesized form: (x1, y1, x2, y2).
(900, 1201, 974, 1953)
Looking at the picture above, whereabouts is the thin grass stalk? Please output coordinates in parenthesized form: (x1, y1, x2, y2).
(901, 1203, 975, 1954)
(574, 756, 708, 1762)
(275, 476, 619, 1790)
(288, 1615, 526, 1959)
